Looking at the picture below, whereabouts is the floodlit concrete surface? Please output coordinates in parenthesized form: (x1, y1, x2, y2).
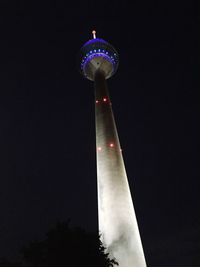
(95, 71, 147, 267)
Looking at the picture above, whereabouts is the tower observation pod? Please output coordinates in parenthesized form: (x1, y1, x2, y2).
(78, 32, 147, 267)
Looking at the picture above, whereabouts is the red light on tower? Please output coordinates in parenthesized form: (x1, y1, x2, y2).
(109, 143, 114, 147)
(103, 98, 107, 102)
(96, 100, 99, 104)
(97, 146, 102, 151)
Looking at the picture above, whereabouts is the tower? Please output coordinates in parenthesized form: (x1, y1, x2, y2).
(78, 31, 147, 267)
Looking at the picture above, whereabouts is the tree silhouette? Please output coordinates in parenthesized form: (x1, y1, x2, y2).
(21, 222, 118, 267)
(0, 258, 23, 267)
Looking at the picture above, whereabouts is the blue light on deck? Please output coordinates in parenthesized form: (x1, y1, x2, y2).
(78, 35, 119, 80)
(80, 53, 116, 73)
(82, 38, 107, 47)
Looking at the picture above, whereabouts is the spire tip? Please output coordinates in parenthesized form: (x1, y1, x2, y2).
(92, 30, 96, 39)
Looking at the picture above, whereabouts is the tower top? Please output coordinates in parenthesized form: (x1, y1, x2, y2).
(78, 33, 119, 81)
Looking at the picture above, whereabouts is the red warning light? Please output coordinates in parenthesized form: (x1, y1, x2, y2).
(103, 98, 107, 102)
(96, 100, 99, 104)
(97, 146, 102, 151)
(109, 143, 114, 147)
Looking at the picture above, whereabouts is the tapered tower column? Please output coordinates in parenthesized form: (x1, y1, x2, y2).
(78, 32, 147, 267)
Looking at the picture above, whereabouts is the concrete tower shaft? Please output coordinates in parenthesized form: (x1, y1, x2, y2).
(78, 33, 147, 267)
(95, 70, 147, 267)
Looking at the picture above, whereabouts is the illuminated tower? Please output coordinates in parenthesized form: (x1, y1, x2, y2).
(78, 31, 147, 267)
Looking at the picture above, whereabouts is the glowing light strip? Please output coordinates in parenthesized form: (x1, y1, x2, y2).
(81, 53, 117, 73)
(81, 38, 107, 48)
(81, 49, 117, 66)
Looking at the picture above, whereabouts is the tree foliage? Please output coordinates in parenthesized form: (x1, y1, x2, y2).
(21, 222, 118, 267)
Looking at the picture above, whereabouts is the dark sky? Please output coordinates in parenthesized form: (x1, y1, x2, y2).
(0, 1, 200, 266)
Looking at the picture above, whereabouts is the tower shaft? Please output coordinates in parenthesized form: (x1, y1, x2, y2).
(95, 70, 147, 267)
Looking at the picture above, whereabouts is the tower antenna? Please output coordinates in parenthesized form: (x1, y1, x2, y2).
(92, 30, 96, 39)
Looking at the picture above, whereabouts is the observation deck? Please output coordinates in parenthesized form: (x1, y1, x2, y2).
(78, 31, 119, 81)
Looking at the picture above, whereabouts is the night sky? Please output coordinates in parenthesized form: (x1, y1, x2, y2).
(0, 1, 200, 266)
